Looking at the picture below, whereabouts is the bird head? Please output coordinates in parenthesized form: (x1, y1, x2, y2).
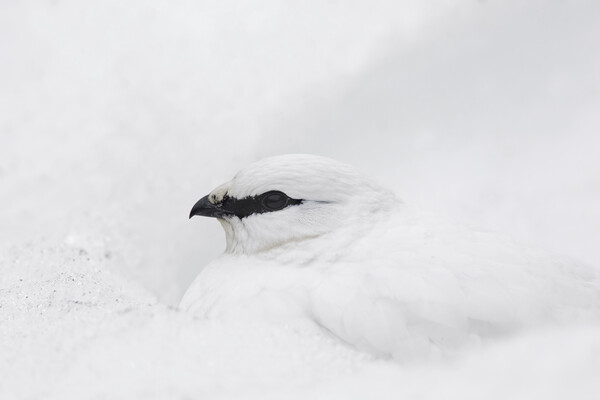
(189, 154, 397, 254)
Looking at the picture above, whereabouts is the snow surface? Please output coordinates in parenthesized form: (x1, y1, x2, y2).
(1, 0, 600, 398)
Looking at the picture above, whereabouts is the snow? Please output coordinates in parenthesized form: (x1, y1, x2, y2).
(1, 0, 600, 398)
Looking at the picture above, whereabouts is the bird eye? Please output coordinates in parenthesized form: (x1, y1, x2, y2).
(262, 191, 288, 211)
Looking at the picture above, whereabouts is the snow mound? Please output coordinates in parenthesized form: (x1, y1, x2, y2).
(2, 243, 599, 399)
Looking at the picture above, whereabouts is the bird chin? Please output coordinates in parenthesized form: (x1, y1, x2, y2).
(217, 217, 234, 233)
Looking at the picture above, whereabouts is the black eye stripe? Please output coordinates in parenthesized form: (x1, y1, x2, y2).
(220, 191, 302, 219)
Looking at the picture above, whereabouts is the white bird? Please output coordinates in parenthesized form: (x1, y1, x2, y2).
(181, 154, 600, 360)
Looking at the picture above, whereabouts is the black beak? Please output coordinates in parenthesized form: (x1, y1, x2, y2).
(189, 195, 230, 219)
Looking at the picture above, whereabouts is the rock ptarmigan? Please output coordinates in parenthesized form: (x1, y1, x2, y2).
(181, 154, 600, 360)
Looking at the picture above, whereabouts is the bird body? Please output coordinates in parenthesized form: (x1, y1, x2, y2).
(181, 154, 600, 360)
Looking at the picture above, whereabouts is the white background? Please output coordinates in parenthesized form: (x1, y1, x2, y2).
(1, 1, 599, 398)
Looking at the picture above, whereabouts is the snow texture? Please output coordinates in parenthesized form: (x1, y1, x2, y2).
(1, 0, 600, 399)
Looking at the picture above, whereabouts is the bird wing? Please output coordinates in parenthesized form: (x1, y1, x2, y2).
(308, 208, 600, 360)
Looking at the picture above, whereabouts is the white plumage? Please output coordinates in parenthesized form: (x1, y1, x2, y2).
(181, 154, 600, 360)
